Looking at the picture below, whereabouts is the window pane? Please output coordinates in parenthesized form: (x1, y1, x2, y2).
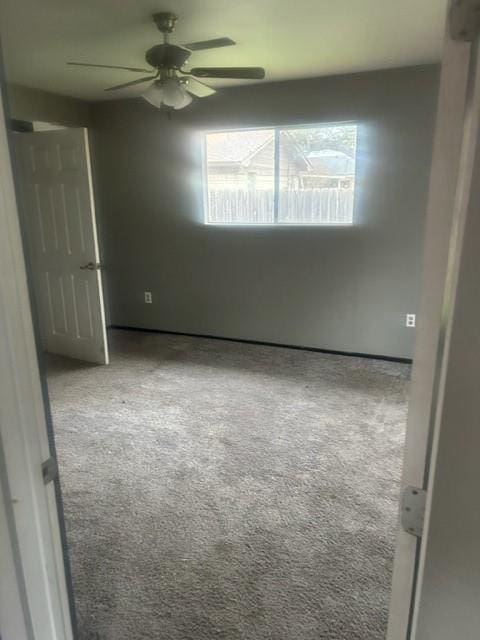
(278, 124, 357, 224)
(205, 129, 275, 224)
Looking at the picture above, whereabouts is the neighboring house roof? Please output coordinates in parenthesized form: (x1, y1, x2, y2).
(207, 131, 274, 164)
(306, 149, 355, 176)
(207, 133, 355, 176)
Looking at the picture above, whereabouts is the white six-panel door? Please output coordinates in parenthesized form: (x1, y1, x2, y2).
(15, 128, 108, 364)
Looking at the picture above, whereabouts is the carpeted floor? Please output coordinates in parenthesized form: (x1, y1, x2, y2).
(46, 329, 410, 640)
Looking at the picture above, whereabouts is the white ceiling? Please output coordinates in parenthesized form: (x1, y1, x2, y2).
(0, 0, 447, 102)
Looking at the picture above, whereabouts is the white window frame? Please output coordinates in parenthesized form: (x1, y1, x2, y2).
(202, 121, 358, 227)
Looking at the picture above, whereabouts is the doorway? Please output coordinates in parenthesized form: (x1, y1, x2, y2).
(0, 3, 451, 639)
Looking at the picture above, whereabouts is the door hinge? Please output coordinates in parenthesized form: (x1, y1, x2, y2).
(401, 486, 427, 538)
(80, 261, 101, 271)
(42, 457, 58, 485)
(450, 0, 480, 42)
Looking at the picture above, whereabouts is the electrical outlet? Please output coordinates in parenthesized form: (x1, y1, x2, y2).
(406, 314, 416, 328)
(144, 291, 152, 304)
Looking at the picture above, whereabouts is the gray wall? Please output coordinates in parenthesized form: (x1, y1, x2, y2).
(91, 65, 439, 359)
(6, 84, 91, 127)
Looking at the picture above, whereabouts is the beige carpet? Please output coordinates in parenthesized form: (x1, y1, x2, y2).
(47, 329, 409, 640)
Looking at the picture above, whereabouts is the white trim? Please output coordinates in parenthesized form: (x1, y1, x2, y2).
(387, 6, 472, 638)
(84, 128, 109, 364)
(199, 120, 359, 136)
(410, 34, 480, 640)
(204, 222, 353, 227)
(0, 82, 73, 639)
(0, 435, 32, 640)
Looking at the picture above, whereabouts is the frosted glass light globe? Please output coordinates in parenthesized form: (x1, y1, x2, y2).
(142, 81, 164, 108)
(174, 90, 192, 110)
(162, 78, 187, 108)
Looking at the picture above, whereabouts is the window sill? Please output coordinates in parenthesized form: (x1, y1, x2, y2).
(204, 222, 354, 227)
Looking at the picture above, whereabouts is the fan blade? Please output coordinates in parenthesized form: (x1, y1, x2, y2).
(190, 67, 265, 80)
(68, 62, 152, 73)
(182, 37, 235, 51)
(183, 77, 217, 98)
(105, 75, 157, 92)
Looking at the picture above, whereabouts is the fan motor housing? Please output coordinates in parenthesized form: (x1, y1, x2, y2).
(152, 12, 177, 34)
(145, 44, 190, 69)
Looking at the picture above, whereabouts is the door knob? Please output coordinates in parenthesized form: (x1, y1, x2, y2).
(80, 262, 100, 271)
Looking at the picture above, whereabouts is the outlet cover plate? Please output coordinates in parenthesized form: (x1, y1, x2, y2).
(406, 313, 416, 327)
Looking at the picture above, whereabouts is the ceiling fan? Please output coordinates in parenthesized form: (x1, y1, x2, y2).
(67, 12, 266, 111)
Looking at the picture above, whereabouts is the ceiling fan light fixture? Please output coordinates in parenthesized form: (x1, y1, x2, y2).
(69, 12, 266, 109)
(142, 78, 192, 110)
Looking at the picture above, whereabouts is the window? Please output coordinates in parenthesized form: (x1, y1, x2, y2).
(204, 123, 357, 225)
(205, 129, 275, 224)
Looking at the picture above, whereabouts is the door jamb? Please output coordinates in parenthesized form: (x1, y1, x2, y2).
(0, 66, 74, 640)
(388, 2, 479, 637)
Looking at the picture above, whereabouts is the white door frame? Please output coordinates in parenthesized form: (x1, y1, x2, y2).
(0, 82, 74, 640)
(388, 2, 478, 638)
(0, 443, 33, 640)
(411, 31, 480, 638)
